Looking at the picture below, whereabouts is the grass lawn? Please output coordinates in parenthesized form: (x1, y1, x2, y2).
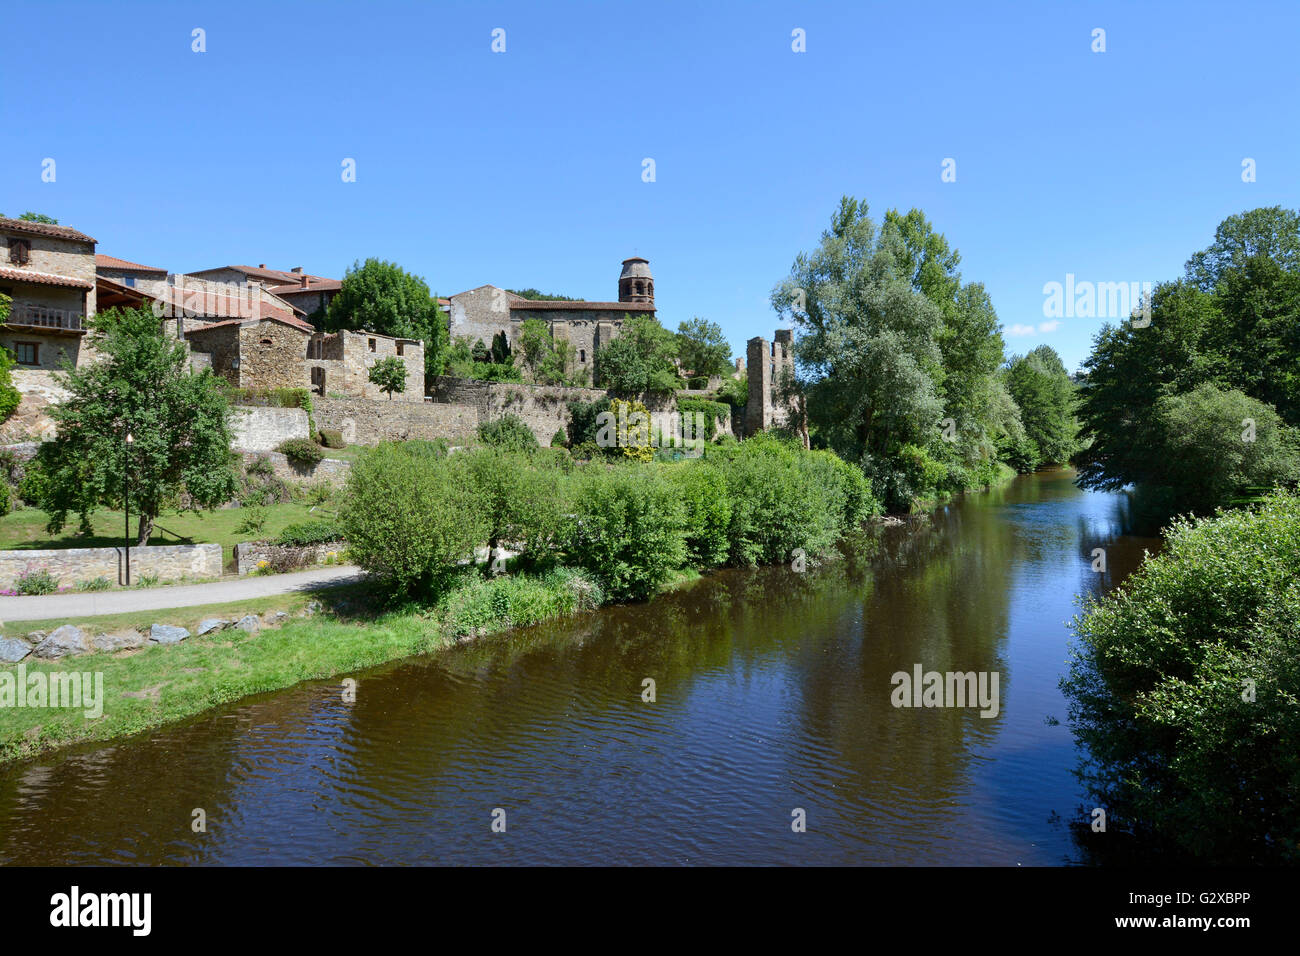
(0, 586, 454, 764)
(0, 500, 337, 569)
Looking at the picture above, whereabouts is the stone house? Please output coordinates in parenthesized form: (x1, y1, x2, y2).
(188, 264, 340, 326)
(0, 216, 98, 370)
(185, 316, 423, 402)
(447, 257, 657, 378)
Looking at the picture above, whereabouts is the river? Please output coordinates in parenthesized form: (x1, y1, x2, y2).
(0, 468, 1158, 865)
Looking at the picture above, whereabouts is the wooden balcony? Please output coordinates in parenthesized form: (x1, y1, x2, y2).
(2, 305, 86, 335)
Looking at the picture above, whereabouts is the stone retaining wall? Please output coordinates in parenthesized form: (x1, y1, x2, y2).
(241, 450, 351, 485)
(0, 543, 223, 590)
(233, 539, 345, 576)
(230, 405, 310, 451)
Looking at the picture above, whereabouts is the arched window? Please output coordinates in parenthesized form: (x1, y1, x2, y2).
(260, 338, 273, 346)
(635, 280, 645, 296)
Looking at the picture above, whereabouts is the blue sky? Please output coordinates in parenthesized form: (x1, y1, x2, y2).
(4, 0, 1297, 371)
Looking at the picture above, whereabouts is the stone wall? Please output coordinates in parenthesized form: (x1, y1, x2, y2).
(241, 450, 351, 484)
(237, 319, 311, 390)
(230, 405, 310, 451)
(0, 370, 71, 443)
(0, 543, 222, 590)
(315, 394, 479, 445)
(233, 539, 345, 576)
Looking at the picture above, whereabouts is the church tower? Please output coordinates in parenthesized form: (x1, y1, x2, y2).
(618, 257, 654, 305)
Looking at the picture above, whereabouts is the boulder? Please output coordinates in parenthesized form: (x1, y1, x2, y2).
(234, 615, 260, 634)
(0, 637, 33, 663)
(149, 624, 191, 645)
(33, 625, 87, 659)
(92, 631, 145, 652)
(196, 619, 232, 636)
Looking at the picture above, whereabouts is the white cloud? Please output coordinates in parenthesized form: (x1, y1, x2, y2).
(1038, 320, 1061, 333)
(1006, 324, 1036, 336)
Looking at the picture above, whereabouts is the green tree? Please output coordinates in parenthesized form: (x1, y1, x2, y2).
(0, 294, 18, 423)
(4, 212, 59, 224)
(368, 356, 408, 400)
(1003, 345, 1078, 469)
(326, 258, 446, 387)
(31, 306, 239, 544)
(1185, 205, 1300, 292)
(595, 315, 681, 394)
(675, 317, 732, 379)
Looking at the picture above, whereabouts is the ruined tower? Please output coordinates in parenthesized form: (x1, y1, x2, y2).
(745, 329, 795, 435)
(618, 257, 654, 305)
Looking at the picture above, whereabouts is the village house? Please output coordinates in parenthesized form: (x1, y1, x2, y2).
(186, 264, 342, 326)
(0, 216, 97, 370)
(447, 257, 657, 377)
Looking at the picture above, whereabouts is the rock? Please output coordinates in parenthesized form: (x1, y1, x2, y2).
(196, 618, 231, 636)
(234, 615, 260, 633)
(92, 631, 145, 652)
(303, 600, 322, 616)
(33, 625, 87, 659)
(0, 637, 33, 663)
(149, 624, 191, 645)
(270, 611, 288, 624)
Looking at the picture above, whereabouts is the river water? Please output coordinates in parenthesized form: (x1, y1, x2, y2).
(0, 468, 1158, 865)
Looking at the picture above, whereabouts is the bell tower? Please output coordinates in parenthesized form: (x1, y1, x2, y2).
(618, 257, 653, 305)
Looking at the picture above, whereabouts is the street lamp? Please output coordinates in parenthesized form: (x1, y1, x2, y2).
(124, 431, 134, 585)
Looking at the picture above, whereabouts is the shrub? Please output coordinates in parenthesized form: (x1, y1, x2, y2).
(551, 429, 567, 448)
(278, 438, 325, 466)
(667, 462, 731, 568)
(75, 576, 113, 592)
(0, 482, 10, 518)
(676, 397, 730, 441)
(463, 447, 569, 563)
(0, 344, 20, 423)
(340, 441, 488, 594)
(318, 429, 346, 448)
(17, 460, 48, 505)
(437, 566, 604, 638)
(16, 568, 58, 595)
(235, 506, 268, 536)
(477, 414, 539, 451)
(245, 455, 275, 478)
(565, 467, 686, 601)
(276, 520, 344, 547)
(1064, 491, 1300, 863)
(567, 397, 612, 446)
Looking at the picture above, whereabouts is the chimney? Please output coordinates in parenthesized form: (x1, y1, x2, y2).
(291, 266, 303, 274)
(259, 264, 266, 269)
(300, 275, 309, 288)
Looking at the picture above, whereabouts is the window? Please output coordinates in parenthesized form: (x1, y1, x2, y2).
(260, 338, 273, 346)
(8, 239, 31, 266)
(579, 349, 586, 363)
(396, 342, 404, 356)
(15, 342, 38, 365)
(368, 338, 376, 352)
(311, 367, 325, 394)
(123, 276, 136, 287)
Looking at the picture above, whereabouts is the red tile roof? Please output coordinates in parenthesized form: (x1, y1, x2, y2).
(507, 300, 654, 312)
(0, 216, 96, 244)
(95, 275, 312, 329)
(269, 278, 342, 295)
(0, 266, 94, 290)
(95, 254, 166, 273)
(184, 313, 314, 335)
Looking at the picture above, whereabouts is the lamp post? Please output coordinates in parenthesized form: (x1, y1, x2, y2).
(124, 430, 134, 585)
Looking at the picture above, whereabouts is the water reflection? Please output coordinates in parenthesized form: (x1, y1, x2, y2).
(0, 468, 1157, 865)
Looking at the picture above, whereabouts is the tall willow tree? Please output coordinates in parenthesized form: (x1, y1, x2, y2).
(772, 197, 1021, 509)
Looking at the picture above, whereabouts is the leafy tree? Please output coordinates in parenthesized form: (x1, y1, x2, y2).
(715, 374, 747, 410)
(1003, 345, 1078, 469)
(31, 306, 239, 544)
(1185, 205, 1300, 292)
(2, 212, 59, 224)
(675, 317, 732, 379)
(0, 295, 18, 423)
(368, 355, 407, 400)
(326, 258, 446, 387)
(595, 315, 681, 394)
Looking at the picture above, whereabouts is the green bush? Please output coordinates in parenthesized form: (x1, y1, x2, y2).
(17, 460, 48, 505)
(276, 520, 344, 547)
(0, 345, 20, 423)
(0, 482, 10, 518)
(565, 467, 687, 601)
(463, 447, 569, 562)
(551, 429, 567, 448)
(16, 568, 58, 595)
(477, 414, 539, 451)
(278, 438, 325, 466)
(235, 506, 268, 536)
(75, 576, 113, 592)
(340, 441, 487, 594)
(666, 462, 731, 568)
(437, 567, 604, 638)
(567, 397, 612, 446)
(1064, 490, 1300, 863)
(317, 429, 346, 449)
(676, 397, 730, 441)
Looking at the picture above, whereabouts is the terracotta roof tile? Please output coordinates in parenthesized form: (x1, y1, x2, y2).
(0, 216, 96, 244)
(0, 266, 94, 290)
(507, 300, 654, 312)
(95, 254, 166, 273)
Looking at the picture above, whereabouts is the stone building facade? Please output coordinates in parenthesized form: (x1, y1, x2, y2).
(0, 216, 98, 370)
(447, 257, 658, 378)
(184, 316, 424, 402)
